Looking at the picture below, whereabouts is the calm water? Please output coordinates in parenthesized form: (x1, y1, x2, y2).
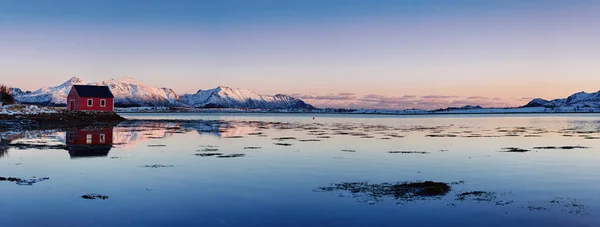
(1, 113, 600, 227)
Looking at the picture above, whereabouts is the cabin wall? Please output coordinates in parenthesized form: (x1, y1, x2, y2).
(74, 97, 114, 111)
(67, 89, 79, 111)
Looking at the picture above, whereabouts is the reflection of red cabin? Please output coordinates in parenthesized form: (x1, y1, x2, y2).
(67, 128, 113, 145)
(66, 128, 113, 158)
(67, 85, 114, 111)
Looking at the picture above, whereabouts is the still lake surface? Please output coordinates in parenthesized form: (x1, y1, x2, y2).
(1, 113, 600, 226)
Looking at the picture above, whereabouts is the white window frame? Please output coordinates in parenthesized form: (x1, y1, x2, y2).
(86, 134, 92, 144)
(100, 99, 106, 107)
(99, 134, 105, 143)
(87, 99, 93, 107)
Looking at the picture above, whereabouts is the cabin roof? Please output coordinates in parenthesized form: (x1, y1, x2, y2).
(73, 85, 114, 98)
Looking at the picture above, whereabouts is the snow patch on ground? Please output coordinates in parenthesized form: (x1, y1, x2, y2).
(0, 104, 59, 115)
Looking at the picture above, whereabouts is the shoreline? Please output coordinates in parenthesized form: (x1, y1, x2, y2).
(115, 110, 600, 116)
(0, 110, 125, 130)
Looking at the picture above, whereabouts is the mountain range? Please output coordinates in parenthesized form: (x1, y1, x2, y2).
(522, 91, 600, 109)
(10, 77, 314, 109)
(10, 77, 600, 111)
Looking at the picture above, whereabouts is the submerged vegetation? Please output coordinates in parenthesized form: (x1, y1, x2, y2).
(82, 193, 109, 200)
(456, 191, 497, 202)
(0, 176, 49, 186)
(500, 147, 530, 153)
(194, 153, 223, 157)
(316, 181, 452, 203)
(388, 151, 430, 154)
(216, 154, 245, 158)
(140, 164, 174, 168)
(532, 146, 589, 150)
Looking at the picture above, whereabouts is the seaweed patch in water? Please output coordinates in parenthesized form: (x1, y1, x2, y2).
(147, 145, 166, 147)
(549, 197, 587, 215)
(528, 205, 547, 211)
(194, 153, 223, 157)
(140, 164, 174, 168)
(0, 177, 49, 186)
(456, 191, 497, 202)
(273, 137, 297, 141)
(244, 146, 261, 149)
(82, 193, 109, 200)
(274, 143, 292, 146)
(217, 154, 245, 158)
(298, 139, 321, 142)
(199, 148, 219, 152)
(341, 149, 356, 152)
(500, 147, 529, 153)
(532, 146, 589, 150)
(425, 134, 457, 138)
(388, 151, 429, 154)
(316, 181, 451, 204)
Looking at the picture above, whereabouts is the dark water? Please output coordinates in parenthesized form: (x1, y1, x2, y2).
(1, 113, 600, 226)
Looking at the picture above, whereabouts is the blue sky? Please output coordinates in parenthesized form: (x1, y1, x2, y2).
(1, 0, 599, 109)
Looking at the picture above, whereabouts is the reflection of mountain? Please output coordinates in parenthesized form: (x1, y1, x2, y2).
(113, 120, 260, 144)
(191, 121, 258, 138)
(66, 128, 113, 159)
(0, 130, 63, 159)
(112, 121, 183, 149)
(0, 120, 268, 156)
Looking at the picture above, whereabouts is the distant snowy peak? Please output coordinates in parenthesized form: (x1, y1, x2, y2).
(90, 77, 182, 106)
(523, 98, 549, 107)
(564, 91, 600, 105)
(181, 86, 314, 109)
(14, 77, 86, 105)
(524, 91, 600, 108)
(8, 87, 29, 96)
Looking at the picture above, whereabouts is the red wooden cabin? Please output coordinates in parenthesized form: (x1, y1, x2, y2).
(67, 85, 114, 111)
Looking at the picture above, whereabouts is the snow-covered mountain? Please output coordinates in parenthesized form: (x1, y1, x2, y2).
(181, 86, 314, 109)
(522, 98, 550, 107)
(524, 91, 600, 109)
(11, 77, 315, 109)
(12, 77, 180, 106)
(13, 77, 86, 105)
(90, 77, 182, 106)
(8, 87, 30, 97)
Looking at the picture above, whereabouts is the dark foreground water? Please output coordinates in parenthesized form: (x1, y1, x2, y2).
(1, 113, 600, 227)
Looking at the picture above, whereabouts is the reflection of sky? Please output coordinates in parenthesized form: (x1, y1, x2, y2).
(2, 1, 600, 109)
(1, 114, 600, 225)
